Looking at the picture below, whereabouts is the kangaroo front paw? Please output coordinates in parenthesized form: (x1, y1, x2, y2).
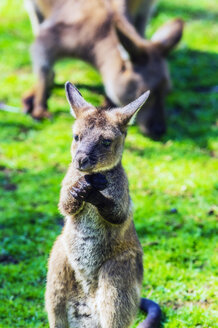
(69, 178, 92, 201)
(85, 173, 108, 191)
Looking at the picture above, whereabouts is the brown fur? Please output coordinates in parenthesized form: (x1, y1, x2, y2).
(24, 0, 183, 138)
(114, 0, 157, 36)
(45, 83, 153, 328)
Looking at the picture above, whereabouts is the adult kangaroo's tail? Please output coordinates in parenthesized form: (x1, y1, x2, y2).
(137, 298, 162, 328)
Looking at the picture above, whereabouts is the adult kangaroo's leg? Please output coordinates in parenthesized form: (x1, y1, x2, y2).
(30, 27, 58, 119)
(24, 22, 80, 119)
(23, 26, 60, 119)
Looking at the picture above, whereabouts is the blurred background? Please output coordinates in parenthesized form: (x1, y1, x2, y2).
(0, 0, 217, 327)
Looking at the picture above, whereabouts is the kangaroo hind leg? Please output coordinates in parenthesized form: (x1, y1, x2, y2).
(96, 253, 143, 328)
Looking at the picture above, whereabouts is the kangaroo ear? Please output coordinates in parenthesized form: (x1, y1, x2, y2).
(114, 14, 150, 63)
(112, 91, 150, 126)
(151, 19, 184, 56)
(65, 82, 92, 118)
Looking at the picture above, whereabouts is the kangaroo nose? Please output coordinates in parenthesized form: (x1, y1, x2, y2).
(78, 156, 90, 171)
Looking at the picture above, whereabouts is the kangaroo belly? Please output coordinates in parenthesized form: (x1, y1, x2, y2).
(67, 296, 101, 328)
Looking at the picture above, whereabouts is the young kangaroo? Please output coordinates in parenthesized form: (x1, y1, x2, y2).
(45, 82, 161, 328)
(24, 0, 183, 139)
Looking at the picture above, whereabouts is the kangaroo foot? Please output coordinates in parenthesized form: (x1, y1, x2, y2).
(22, 90, 51, 120)
(22, 89, 35, 114)
(32, 106, 51, 120)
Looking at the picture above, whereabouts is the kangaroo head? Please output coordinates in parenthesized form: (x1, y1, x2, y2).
(65, 82, 149, 172)
(113, 18, 184, 139)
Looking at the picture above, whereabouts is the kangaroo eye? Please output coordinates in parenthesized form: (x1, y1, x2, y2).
(101, 139, 112, 147)
(74, 135, 79, 142)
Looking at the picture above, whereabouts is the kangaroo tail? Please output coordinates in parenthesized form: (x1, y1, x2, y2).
(137, 298, 162, 328)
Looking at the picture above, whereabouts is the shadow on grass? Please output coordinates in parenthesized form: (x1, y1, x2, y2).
(164, 49, 218, 148)
(135, 213, 218, 240)
(0, 118, 46, 143)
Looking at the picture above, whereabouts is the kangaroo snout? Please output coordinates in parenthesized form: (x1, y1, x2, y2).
(76, 154, 92, 171)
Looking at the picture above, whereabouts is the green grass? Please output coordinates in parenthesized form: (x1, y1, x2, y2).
(0, 0, 217, 327)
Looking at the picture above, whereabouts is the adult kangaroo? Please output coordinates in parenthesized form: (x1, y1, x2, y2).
(24, 0, 183, 139)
